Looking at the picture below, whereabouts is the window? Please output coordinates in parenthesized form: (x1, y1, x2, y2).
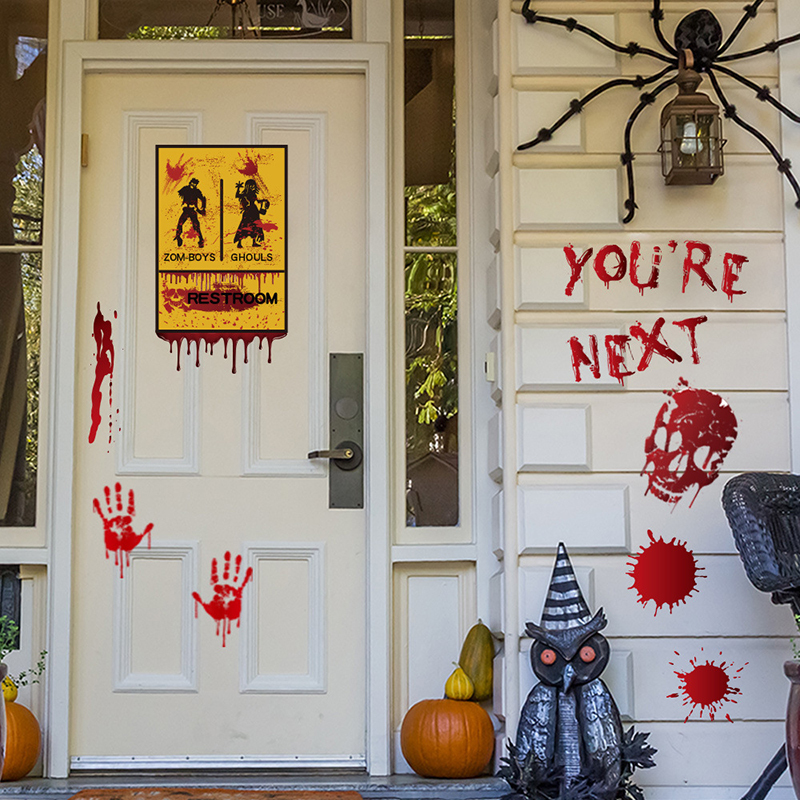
(404, 0, 458, 528)
(0, 0, 47, 527)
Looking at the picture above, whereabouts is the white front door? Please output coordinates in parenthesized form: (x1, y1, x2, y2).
(50, 43, 388, 773)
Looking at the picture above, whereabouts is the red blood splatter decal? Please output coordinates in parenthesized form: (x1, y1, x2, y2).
(627, 530, 704, 614)
(192, 551, 253, 647)
(88, 303, 115, 445)
(667, 649, 746, 722)
(92, 483, 153, 578)
(163, 154, 194, 195)
(642, 378, 738, 507)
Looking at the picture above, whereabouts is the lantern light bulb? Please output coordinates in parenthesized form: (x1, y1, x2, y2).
(680, 120, 702, 155)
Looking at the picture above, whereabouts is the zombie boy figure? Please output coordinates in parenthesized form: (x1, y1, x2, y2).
(233, 178, 270, 247)
(175, 177, 206, 247)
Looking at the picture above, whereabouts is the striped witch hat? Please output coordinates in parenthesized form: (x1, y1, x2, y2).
(539, 542, 593, 631)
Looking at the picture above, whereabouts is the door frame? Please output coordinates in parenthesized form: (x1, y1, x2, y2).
(48, 40, 390, 777)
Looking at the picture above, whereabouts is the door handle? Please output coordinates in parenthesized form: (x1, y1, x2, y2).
(308, 448, 353, 461)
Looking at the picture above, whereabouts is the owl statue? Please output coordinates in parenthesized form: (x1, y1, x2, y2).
(514, 543, 623, 800)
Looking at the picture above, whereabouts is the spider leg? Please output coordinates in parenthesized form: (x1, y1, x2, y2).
(651, 0, 677, 57)
(713, 64, 800, 124)
(520, 0, 673, 64)
(707, 69, 800, 209)
(717, 0, 767, 57)
(717, 32, 800, 63)
(518, 65, 676, 150)
(621, 76, 678, 223)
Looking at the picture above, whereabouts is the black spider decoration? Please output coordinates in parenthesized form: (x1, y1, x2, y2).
(519, 0, 800, 223)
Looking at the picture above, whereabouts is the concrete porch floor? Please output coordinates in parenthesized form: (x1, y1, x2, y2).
(0, 774, 508, 800)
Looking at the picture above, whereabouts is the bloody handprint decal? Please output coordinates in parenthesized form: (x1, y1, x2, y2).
(192, 551, 253, 647)
(93, 483, 153, 577)
(641, 379, 738, 507)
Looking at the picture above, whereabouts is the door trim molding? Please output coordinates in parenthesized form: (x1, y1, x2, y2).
(50, 41, 390, 777)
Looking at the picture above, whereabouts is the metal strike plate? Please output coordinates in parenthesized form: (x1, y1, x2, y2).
(328, 353, 363, 508)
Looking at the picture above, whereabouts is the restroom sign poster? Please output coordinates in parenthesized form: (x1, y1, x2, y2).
(155, 145, 287, 341)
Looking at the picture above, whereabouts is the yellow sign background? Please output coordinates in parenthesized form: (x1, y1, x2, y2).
(156, 145, 287, 336)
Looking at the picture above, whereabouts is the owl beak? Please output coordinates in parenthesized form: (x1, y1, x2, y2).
(562, 663, 576, 692)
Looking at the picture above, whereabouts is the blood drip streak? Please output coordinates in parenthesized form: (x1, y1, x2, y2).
(88, 303, 115, 444)
(158, 271, 285, 371)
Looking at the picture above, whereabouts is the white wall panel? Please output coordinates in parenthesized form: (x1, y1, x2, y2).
(514, 236, 785, 312)
(615, 637, 791, 722)
(492, 490, 504, 559)
(518, 404, 591, 470)
(518, 471, 752, 555)
(519, 484, 629, 552)
(516, 246, 587, 308)
(487, 256, 502, 328)
(517, 314, 787, 391)
(513, 12, 618, 74)
(489, 411, 503, 481)
(489, 334, 502, 403)
(619, 157, 785, 232)
(519, 554, 796, 638)
(489, 569, 505, 635)
(518, 326, 621, 389)
(515, 90, 582, 150)
(619, 8, 778, 79)
(636, 722, 790, 789)
(517, 392, 789, 474)
(517, 168, 621, 228)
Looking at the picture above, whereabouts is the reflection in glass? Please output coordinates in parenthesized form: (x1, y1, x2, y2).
(99, 0, 353, 39)
(0, 252, 40, 527)
(1, 0, 46, 526)
(405, 253, 458, 527)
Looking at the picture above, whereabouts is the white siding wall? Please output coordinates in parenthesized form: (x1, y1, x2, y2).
(490, 0, 797, 794)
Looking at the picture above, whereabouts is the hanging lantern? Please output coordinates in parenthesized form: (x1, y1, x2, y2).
(659, 53, 725, 186)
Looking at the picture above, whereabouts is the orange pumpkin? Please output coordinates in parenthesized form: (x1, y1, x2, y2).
(400, 698, 494, 778)
(2, 699, 41, 780)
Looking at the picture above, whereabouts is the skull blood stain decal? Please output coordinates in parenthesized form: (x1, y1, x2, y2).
(642, 378, 738, 507)
(193, 551, 253, 647)
(668, 649, 746, 722)
(93, 483, 153, 578)
(627, 530, 704, 614)
(88, 303, 116, 445)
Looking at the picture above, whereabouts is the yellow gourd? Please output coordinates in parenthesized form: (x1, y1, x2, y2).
(444, 665, 474, 700)
(458, 620, 495, 701)
(2, 676, 17, 703)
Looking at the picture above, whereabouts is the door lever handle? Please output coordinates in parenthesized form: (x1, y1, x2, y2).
(308, 448, 354, 460)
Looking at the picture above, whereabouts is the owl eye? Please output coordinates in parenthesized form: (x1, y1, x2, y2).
(579, 645, 596, 663)
(540, 649, 557, 665)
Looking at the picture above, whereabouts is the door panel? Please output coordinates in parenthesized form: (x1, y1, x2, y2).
(71, 72, 367, 764)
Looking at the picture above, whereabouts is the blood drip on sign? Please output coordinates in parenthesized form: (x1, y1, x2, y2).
(89, 303, 115, 445)
(158, 271, 285, 372)
(627, 530, 704, 614)
(667, 648, 746, 722)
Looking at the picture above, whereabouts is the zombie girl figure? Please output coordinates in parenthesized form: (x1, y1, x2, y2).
(175, 177, 206, 247)
(234, 179, 270, 248)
